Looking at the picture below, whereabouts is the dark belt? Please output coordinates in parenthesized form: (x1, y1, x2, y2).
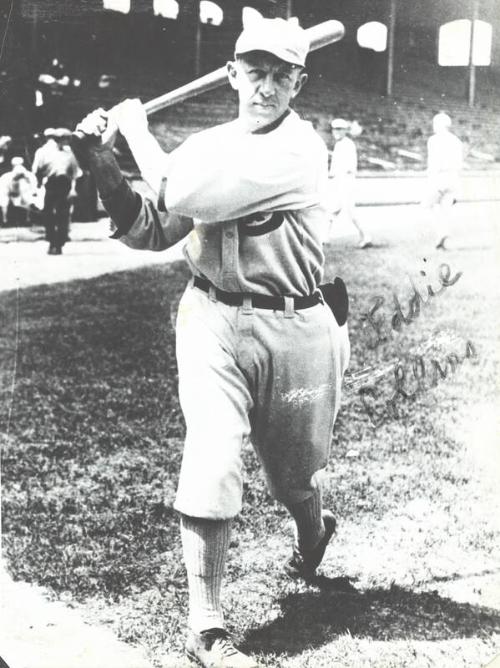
(193, 276, 322, 311)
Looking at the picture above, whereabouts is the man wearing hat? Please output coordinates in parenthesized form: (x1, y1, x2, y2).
(329, 118, 371, 248)
(0, 157, 38, 227)
(74, 16, 349, 667)
(33, 128, 58, 165)
(424, 112, 463, 250)
(32, 127, 81, 254)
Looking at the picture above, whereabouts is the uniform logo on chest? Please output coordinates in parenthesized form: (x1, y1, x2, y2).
(237, 211, 285, 237)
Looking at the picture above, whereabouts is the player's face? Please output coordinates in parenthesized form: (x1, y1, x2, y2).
(332, 128, 347, 142)
(227, 52, 307, 131)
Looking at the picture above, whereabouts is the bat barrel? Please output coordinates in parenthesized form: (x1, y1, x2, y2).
(143, 66, 228, 116)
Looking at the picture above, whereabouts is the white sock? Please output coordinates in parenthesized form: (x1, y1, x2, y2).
(180, 514, 231, 633)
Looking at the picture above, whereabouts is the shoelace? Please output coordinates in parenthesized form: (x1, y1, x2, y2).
(213, 636, 239, 658)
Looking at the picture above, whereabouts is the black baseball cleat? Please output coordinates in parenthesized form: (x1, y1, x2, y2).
(284, 510, 337, 581)
(186, 628, 259, 668)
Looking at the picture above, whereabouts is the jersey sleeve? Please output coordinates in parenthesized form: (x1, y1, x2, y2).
(160, 118, 327, 223)
(119, 199, 194, 251)
(32, 148, 46, 182)
(69, 153, 83, 181)
(103, 178, 193, 251)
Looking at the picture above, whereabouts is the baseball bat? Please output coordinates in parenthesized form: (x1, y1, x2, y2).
(71, 19, 344, 151)
(143, 19, 345, 116)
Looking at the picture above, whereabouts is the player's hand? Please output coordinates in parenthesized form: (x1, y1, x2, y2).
(108, 99, 148, 140)
(74, 108, 119, 149)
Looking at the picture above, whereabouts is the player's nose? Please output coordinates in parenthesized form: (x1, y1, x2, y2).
(259, 72, 276, 96)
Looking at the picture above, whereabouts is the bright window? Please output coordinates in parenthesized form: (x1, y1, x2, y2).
(200, 1, 223, 26)
(154, 0, 179, 19)
(439, 19, 492, 66)
(103, 0, 130, 13)
(357, 22, 388, 52)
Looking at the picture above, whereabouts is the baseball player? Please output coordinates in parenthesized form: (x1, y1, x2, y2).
(34, 128, 59, 165)
(329, 118, 372, 248)
(0, 157, 38, 226)
(74, 17, 349, 668)
(423, 112, 463, 250)
(32, 127, 81, 254)
(0, 135, 13, 177)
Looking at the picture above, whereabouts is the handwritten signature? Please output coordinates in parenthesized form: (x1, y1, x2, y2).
(361, 262, 462, 349)
(348, 337, 477, 427)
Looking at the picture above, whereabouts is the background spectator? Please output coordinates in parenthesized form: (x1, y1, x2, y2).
(423, 112, 463, 250)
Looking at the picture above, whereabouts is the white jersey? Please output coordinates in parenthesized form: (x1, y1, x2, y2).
(119, 110, 330, 297)
(427, 131, 463, 191)
(329, 136, 357, 179)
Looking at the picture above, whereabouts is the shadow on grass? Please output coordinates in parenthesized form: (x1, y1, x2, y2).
(422, 568, 500, 585)
(243, 577, 500, 657)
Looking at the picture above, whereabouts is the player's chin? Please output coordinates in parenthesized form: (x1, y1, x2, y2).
(250, 104, 281, 125)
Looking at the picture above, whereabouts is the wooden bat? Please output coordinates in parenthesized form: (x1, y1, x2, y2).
(143, 20, 345, 116)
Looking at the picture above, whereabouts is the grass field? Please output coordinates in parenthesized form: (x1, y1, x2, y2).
(1, 202, 500, 667)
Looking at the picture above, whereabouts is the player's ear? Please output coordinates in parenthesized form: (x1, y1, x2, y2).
(291, 70, 308, 99)
(226, 61, 239, 90)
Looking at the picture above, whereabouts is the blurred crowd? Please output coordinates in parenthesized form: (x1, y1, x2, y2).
(0, 126, 97, 255)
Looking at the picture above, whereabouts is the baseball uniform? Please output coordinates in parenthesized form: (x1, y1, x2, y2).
(110, 108, 350, 518)
(424, 115, 463, 248)
(329, 134, 357, 214)
(33, 134, 81, 253)
(426, 130, 463, 201)
(0, 160, 37, 226)
(75, 18, 351, 663)
(328, 125, 371, 247)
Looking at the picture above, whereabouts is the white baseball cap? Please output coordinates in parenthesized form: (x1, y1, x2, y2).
(53, 127, 72, 139)
(331, 118, 349, 130)
(234, 17, 309, 67)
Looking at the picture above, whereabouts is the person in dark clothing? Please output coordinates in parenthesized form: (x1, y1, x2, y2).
(32, 128, 81, 254)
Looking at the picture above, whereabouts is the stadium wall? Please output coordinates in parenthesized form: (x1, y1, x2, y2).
(356, 170, 500, 206)
(14, 0, 500, 87)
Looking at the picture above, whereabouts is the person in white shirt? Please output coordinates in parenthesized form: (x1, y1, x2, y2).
(424, 112, 463, 250)
(0, 157, 38, 226)
(329, 118, 371, 248)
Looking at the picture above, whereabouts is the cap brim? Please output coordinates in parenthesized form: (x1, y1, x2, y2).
(235, 46, 305, 66)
